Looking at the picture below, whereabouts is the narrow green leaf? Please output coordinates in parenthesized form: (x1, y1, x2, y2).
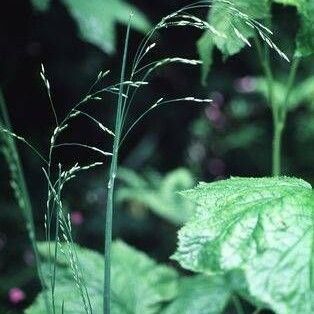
(254, 77, 287, 108)
(197, 33, 214, 85)
(254, 76, 314, 110)
(26, 241, 178, 314)
(289, 76, 314, 109)
(173, 177, 314, 314)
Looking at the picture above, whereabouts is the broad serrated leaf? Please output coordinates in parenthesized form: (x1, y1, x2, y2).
(117, 168, 195, 225)
(31, 0, 51, 12)
(209, 1, 266, 56)
(162, 274, 231, 314)
(198, 0, 270, 81)
(295, 1, 314, 57)
(173, 177, 314, 314)
(26, 240, 178, 314)
(163, 270, 266, 314)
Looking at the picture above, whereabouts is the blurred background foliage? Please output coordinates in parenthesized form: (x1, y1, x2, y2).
(0, 0, 313, 313)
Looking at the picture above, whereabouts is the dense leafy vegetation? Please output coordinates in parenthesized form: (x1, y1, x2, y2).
(1, 0, 313, 314)
(26, 241, 178, 314)
(198, 0, 271, 82)
(174, 177, 314, 313)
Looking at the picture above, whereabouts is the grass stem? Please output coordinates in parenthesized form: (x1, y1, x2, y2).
(0, 89, 50, 313)
(103, 15, 132, 314)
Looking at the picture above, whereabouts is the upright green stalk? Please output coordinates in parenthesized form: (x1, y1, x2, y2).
(0, 89, 50, 313)
(255, 36, 300, 176)
(103, 17, 132, 314)
(272, 57, 300, 176)
(272, 112, 284, 176)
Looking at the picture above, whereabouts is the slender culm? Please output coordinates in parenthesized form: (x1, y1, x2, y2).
(103, 15, 132, 314)
(0, 89, 50, 313)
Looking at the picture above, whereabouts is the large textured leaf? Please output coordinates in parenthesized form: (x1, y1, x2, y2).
(117, 168, 195, 225)
(26, 241, 178, 313)
(198, 0, 270, 79)
(173, 177, 314, 314)
(163, 270, 266, 314)
(162, 275, 231, 314)
(295, 1, 314, 57)
(31, 0, 150, 54)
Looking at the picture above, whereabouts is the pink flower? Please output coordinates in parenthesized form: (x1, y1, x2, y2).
(9, 288, 26, 304)
(205, 104, 221, 123)
(234, 76, 257, 93)
(71, 211, 84, 225)
(205, 105, 226, 130)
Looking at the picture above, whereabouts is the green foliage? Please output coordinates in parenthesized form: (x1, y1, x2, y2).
(117, 168, 196, 225)
(198, 0, 270, 81)
(162, 275, 231, 314)
(31, 0, 51, 12)
(273, 0, 314, 56)
(254, 76, 314, 110)
(198, 0, 314, 81)
(173, 177, 314, 314)
(211, 0, 269, 56)
(219, 124, 264, 153)
(5, 2, 314, 314)
(273, 0, 305, 7)
(0, 92, 28, 224)
(197, 35, 214, 85)
(163, 270, 266, 314)
(27, 240, 179, 314)
(31, 0, 150, 54)
(295, 1, 314, 57)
